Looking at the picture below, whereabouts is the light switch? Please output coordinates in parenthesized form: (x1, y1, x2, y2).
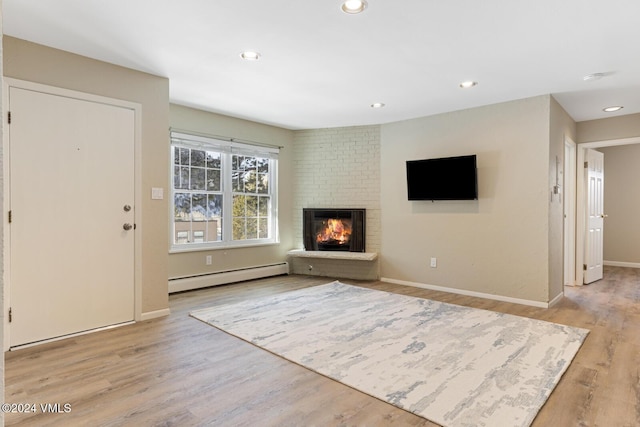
(151, 187, 164, 200)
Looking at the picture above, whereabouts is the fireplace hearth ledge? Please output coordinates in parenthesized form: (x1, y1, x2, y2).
(286, 249, 379, 280)
(287, 249, 377, 261)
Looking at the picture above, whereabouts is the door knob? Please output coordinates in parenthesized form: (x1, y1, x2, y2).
(600, 214, 608, 218)
(123, 223, 133, 231)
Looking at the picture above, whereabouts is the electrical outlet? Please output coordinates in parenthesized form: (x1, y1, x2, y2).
(206, 255, 212, 265)
(430, 257, 437, 268)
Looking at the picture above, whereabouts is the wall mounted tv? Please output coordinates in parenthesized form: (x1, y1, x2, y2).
(406, 154, 478, 201)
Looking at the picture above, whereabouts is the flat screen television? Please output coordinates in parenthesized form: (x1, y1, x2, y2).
(406, 154, 478, 201)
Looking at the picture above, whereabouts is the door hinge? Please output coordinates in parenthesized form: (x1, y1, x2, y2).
(8, 210, 12, 224)
(583, 264, 587, 271)
(8, 307, 12, 323)
(7, 111, 11, 124)
(584, 161, 589, 168)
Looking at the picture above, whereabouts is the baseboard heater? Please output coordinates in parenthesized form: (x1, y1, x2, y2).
(168, 262, 289, 293)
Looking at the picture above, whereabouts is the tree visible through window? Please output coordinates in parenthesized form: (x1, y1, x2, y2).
(170, 132, 278, 249)
(232, 155, 271, 240)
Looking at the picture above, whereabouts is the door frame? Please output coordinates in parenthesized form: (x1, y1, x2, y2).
(3, 78, 143, 350)
(575, 135, 640, 286)
(564, 137, 577, 286)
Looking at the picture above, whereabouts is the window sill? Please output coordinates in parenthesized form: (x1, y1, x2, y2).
(169, 240, 281, 254)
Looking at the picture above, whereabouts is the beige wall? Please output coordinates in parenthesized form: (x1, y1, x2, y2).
(549, 97, 576, 299)
(168, 104, 295, 279)
(577, 113, 640, 143)
(3, 37, 170, 314)
(380, 95, 555, 303)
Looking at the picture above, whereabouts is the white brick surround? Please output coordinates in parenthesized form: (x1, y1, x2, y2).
(292, 125, 381, 252)
(291, 125, 381, 279)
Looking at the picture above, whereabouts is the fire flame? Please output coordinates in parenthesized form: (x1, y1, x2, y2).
(317, 218, 352, 245)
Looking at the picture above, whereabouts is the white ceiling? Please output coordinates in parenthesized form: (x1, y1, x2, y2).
(4, 0, 639, 130)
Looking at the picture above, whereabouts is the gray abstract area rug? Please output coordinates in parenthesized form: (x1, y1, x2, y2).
(191, 281, 588, 427)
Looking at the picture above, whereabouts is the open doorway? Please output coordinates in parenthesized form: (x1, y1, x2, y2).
(574, 136, 640, 286)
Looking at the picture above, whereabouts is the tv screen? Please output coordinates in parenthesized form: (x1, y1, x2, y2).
(406, 155, 478, 201)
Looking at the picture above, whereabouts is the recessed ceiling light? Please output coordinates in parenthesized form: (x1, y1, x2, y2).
(342, 0, 367, 14)
(371, 102, 385, 108)
(603, 106, 623, 112)
(240, 51, 261, 61)
(459, 81, 478, 89)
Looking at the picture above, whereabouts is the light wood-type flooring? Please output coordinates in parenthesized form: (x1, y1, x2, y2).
(4, 266, 640, 426)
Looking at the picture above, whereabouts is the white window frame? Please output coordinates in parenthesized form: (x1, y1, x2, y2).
(170, 131, 279, 252)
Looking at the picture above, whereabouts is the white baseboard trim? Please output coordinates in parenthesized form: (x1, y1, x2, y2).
(548, 292, 564, 308)
(381, 277, 551, 308)
(604, 260, 640, 269)
(168, 262, 289, 293)
(140, 308, 171, 321)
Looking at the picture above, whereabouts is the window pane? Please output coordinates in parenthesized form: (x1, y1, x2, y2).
(207, 194, 223, 218)
(206, 151, 221, 168)
(174, 193, 191, 221)
(208, 194, 222, 241)
(257, 173, 269, 194)
(232, 172, 243, 193)
(259, 218, 269, 239)
(173, 166, 181, 188)
(246, 218, 258, 239)
(191, 149, 206, 167)
(257, 158, 269, 173)
(190, 168, 206, 190)
(207, 169, 221, 191)
(233, 195, 246, 216)
(246, 196, 258, 217)
(177, 167, 189, 189)
(191, 194, 207, 221)
(258, 196, 269, 216)
(176, 147, 189, 166)
(233, 217, 246, 240)
(242, 171, 258, 193)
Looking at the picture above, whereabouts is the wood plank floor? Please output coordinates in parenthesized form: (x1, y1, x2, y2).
(4, 267, 640, 426)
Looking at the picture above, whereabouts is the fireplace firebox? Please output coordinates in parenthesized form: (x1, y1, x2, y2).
(303, 208, 365, 252)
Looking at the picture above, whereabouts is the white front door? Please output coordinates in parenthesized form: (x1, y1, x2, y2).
(584, 149, 605, 284)
(9, 86, 135, 347)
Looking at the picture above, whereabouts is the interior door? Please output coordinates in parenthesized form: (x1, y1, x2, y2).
(9, 86, 135, 347)
(584, 149, 605, 284)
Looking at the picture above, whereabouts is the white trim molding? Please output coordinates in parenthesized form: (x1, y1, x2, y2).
(140, 309, 171, 321)
(381, 277, 556, 308)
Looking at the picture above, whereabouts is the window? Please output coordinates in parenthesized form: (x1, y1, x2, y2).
(171, 131, 279, 250)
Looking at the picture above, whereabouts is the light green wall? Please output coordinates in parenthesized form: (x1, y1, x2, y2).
(168, 104, 295, 279)
(3, 36, 170, 314)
